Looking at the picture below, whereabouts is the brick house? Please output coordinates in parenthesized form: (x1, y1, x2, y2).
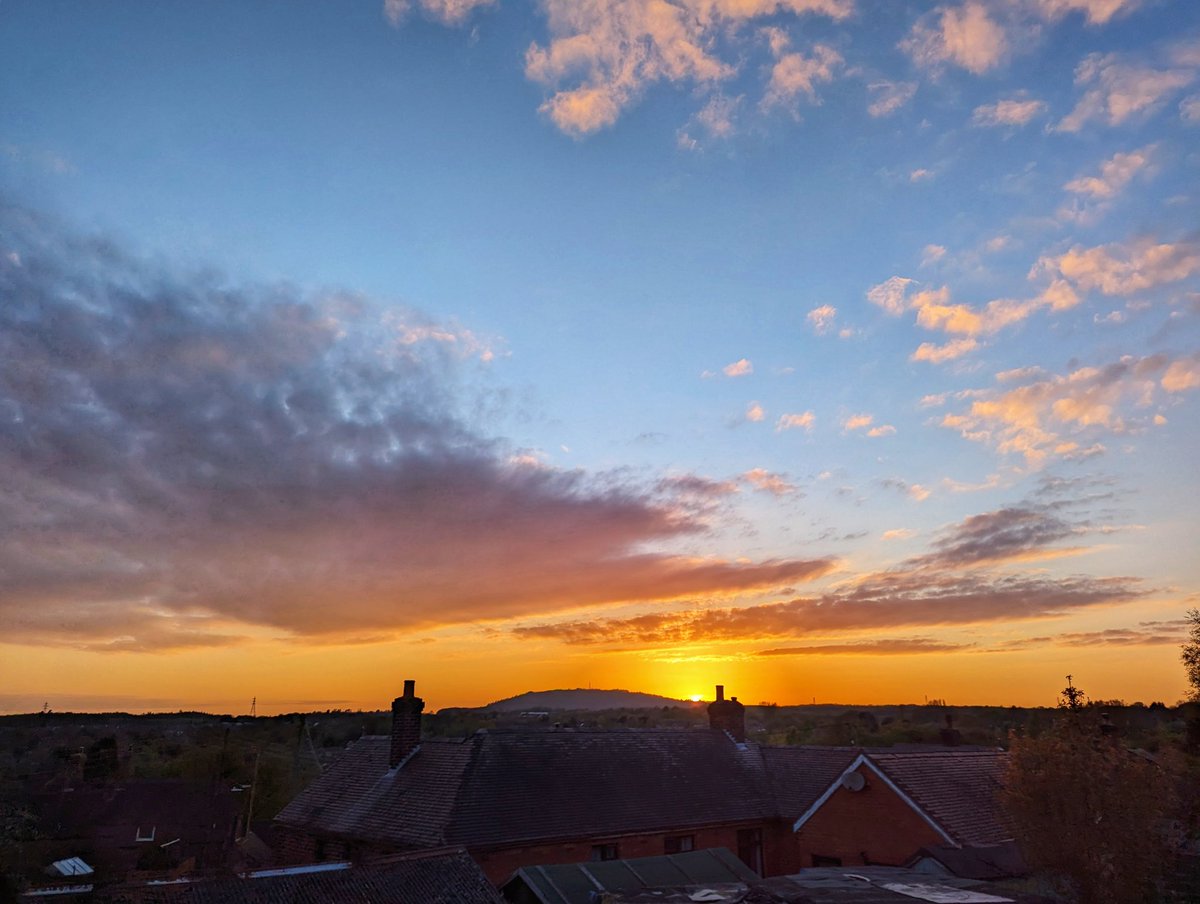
(273, 682, 1011, 884)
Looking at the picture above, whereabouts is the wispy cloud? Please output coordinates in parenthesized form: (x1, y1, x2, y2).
(866, 80, 917, 117)
(971, 96, 1047, 127)
(1057, 44, 1198, 131)
(777, 411, 816, 432)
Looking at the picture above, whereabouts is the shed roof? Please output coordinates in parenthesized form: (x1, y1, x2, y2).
(502, 847, 759, 904)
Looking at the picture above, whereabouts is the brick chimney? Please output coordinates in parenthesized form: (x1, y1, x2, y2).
(707, 684, 746, 742)
(389, 679, 424, 768)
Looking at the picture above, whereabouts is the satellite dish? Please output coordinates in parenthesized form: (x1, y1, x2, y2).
(840, 771, 866, 792)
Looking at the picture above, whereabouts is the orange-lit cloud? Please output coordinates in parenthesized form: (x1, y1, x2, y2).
(1032, 237, 1200, 296)
(513, 489, 1140, 648)
(936, 354, 1199, 464)
(807, 304, 837, 334)
(0, 208, 837, 651)
(383, 0, 494, 26)
(742, 467, 798, 495)
(521, 0, 852, 135)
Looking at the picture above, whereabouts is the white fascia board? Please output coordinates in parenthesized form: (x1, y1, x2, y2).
(791, 754, 957, 847)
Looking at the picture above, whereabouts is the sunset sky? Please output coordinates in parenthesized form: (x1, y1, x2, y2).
(2, 0, 1198, 714)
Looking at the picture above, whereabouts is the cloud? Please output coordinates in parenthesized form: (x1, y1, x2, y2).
(0, 203, 838, 651)
(762, 41, 844, 113)
(807, 304, 837, 334)
(513, 490, 1143, 649)
(522, 0, 853, 136)
(743, 468, 798, 495)
(678, 93, 743, 148)
(998, 621, 1189, 650)
(867, 424, 897, 438)
(1057, 48, 1197, 132)
(921, 244, 947, 267)
(911, 337, 979, 363)
(513, 572, 1141, 645)
(882, 529, 917, 540)
(1032, 237, 1200, 296)
(971, 97, 1047, 127)
(1024, 0, 1142, 25)
(1063, 145, 1155, 200)
(902, 1, 1009, 74)
(746, 401, 766, 422)
(724, 357, 754, 376)
(383, 0, 495, 25)
(880, 478, 930, 501)
(910, 168, 935, 182)
(867, 80, 918, 117)
(758, 637, 969, 655)
(939, 354, 1198, 465)
(776, 411, 815, 432)
(842, 413, 874, 431)
(1182, 94, 1200, 123)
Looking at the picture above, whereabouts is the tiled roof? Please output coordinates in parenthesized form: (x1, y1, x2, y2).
(868, 750, 1011, 846)
(96, 851, 501, 903)
(447, 730, 775, 847)
(279, 729, 807, 849)
(759, 746, 858, 818)
(275, 736, 472, 847)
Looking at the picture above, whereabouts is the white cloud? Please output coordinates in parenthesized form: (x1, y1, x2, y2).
(1063, 144, 1155, 199)
(1057, 50, 1196, 132)
(1181, 94, 1200, 123)
(971, 97, 1047, 127)
(807, 304, 837, 334)
(867, 80, 917, 117)
(911, 337, 979, 363)
(921, 244, 947, 266)
(910, 168, 935, 182)
(940, 354, 1196, 465)
(1033, 238, 1200, 296)
(743, 467, 797, 495)
(902, 1, 1009, 75)
(384, 0, 494, 26)
(762, 42, 844, 113)
(777, 411, 816, 431)
(522, 0, 853, 136)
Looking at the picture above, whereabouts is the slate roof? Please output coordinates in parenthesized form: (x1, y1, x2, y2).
(95, 851, 501, 904)
(759, 746, 858, 818)
(277, 730, 782, 849)
(277, 731, 1013, 855)
(868, 750, 1011, 846)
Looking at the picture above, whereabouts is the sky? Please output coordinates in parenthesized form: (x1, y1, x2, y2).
(1, 0, 1198, 714)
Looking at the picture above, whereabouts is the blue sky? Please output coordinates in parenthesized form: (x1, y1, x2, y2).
(1, 0, 1198, 710)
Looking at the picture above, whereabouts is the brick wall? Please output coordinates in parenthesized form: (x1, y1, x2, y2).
(792, 765, 945, 868)
(472, 822, 778, 885)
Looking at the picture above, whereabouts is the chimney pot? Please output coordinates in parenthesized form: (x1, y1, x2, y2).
(707, 683, 746, 742)
(390, 680, 425, 768)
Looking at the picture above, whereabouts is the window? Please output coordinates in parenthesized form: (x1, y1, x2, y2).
(812, 854, 842, 867)
(736, 828, 762, 875)
(664, 834, 695, 854)
(134, 826, 155, 843)
(590, 843, 619, 862)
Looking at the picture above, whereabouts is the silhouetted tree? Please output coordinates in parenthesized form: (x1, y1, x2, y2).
(1002, 680, 1174, 904)
(1183, 608, 1200, 701)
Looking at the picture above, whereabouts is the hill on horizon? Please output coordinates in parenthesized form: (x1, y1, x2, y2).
(481, 688, 691, 712)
